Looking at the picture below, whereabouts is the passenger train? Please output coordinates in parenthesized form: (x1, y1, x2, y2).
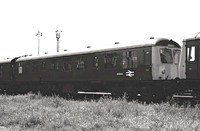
(0, 36, 199, 101)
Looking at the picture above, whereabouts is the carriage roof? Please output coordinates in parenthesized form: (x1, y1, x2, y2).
(15, 38, 180, 62)
(183, 36, 200, 42)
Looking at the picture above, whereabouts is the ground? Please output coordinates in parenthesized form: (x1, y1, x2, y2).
(0, 93, 199, 131)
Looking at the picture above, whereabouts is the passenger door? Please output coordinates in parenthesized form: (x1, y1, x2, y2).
(10, 60, 16, 81)
(186, 40, 200, 79)
(141, 47, 152, 80)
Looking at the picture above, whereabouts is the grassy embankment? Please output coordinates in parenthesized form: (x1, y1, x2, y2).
(0, 93, 200, 131)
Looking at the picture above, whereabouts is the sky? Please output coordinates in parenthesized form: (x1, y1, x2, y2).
(0, 0, 200, 59)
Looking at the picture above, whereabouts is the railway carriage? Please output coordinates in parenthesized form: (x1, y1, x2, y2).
(180, 36, 200, 79)
(177, 36, 200, 99)
(0, 38, 178, 100)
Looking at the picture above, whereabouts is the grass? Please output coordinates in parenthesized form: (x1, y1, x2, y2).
(0, 93, 199, 131)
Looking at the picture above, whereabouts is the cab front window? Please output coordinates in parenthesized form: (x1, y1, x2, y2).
(160, 48, 173, 64)
(187, 46, 195, 62)
(173, 49, 181, 65)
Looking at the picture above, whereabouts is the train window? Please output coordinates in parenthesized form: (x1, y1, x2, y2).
(122, 51, 137, 68)
(77, 57, 87, 70)
(160, 48, 173, 64)
(131, 51, 138, 68)
(63, 63, 72, 71)
(42, 61, 46, 71)
(187, 46, 195, 62)
(122, 52, 128, 68)
(18, 63, 23, 74)
(144, 51, 151, 65)
(173, 50, 181, 65)
(63, 58, 72, 71)
(55, 63, 59, 70)
(0, 65, 3, 77)
(23, 62, 29, 72)
(50, 61, 55, 71)
(32, 61, 39, 72)
(93, 56, 99, 69)
(50, 61, 60, 71)
(104, 53, 117, 68)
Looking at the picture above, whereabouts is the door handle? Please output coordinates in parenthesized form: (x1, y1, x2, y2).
(145, 69, 150, 71)
(188, 68, 192, 70)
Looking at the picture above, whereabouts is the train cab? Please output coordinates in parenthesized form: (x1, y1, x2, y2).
(152, 39, 181, 80)
(175, 36, 200, 99)
(179, 36, 200, 80)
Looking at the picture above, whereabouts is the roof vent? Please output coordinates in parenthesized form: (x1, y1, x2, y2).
(150, 37, 154, 39)
(87, 46, 91, 48)
(64, 49, 67, 51)
(45, 52, 48, 54)
(115, 42, 119, 44)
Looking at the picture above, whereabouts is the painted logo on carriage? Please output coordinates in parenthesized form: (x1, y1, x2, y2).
(126, 70, 134, 77)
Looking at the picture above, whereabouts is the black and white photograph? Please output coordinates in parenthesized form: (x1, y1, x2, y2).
(0, 0, 200, 130)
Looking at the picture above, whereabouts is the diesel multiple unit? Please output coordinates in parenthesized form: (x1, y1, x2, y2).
(0, 36, 200, 101)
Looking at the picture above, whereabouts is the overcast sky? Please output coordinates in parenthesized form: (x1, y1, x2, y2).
(0, 0, 200, 58)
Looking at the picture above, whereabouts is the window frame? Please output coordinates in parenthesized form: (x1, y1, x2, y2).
(187, 46, 195, 62)
(77, 56, 87, 70)
(144, 51, 151, 65)
(160, 48, 173, 64)
(122, 50, 138, 69)
(104, 53, 117, 69)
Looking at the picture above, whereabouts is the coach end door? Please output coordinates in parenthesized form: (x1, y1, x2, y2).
(142, 47, 152, 80)
(186, 40, 200, 79)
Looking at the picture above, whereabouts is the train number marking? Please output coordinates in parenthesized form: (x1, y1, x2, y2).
(126, 70, 134, 77)
(117, 73, 123, 76)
